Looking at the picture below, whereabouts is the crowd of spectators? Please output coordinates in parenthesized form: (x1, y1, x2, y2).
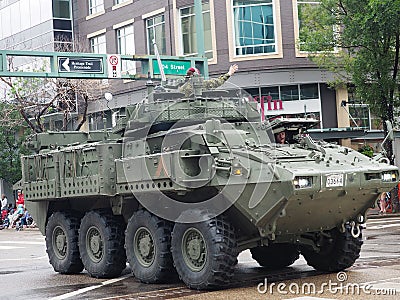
(0, 190, 36, 231)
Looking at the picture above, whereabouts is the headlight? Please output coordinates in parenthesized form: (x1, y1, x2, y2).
(293, 176, 312, 189)
(381, 172, 397, 182)
(232, 167, 242, 176)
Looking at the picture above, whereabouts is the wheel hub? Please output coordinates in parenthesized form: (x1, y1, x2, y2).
(187, 238, 202, 260)
(56, 234, 66, 252)
(134, 227, 155, 267)
(90, 235, 101, 253)
(86, 226, 103, 262)
(53, 226, 67, 259)
(182, 228, 207, 272)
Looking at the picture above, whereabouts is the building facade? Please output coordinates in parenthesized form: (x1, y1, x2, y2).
(1, 0, 381, 148)
(72, 0, 356, 135)
(0, 0, 73, 52)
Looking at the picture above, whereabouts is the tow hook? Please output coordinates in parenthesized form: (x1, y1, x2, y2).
(350, 221, 361, 238)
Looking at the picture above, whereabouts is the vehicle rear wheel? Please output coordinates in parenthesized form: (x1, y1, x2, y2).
(301, 224, 363, 272)
(125, 210, 176, 283)
(46, 211, 84, 274)
(79, 210, 126, 278)
(171, 212, 238, 290)
(250, 244, 299, 269)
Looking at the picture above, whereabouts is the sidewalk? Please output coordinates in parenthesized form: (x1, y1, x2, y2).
(367, 207, 400, 219)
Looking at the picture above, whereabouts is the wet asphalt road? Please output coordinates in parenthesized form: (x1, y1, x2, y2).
(0, 215, 400, 300)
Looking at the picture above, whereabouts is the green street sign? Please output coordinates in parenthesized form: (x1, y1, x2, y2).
(153, 60, 191, 76)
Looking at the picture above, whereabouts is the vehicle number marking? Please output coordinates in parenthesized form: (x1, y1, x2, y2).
(326, 174, 344, 187)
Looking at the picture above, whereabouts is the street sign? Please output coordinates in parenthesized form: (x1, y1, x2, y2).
(0, 50, 208, 79)
(153, 60, 191, 76)
(107, 54, 121, 78)
(58, 57, 103, 73)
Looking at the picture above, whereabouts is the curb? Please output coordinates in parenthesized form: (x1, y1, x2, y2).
(367, 213, 400, 219)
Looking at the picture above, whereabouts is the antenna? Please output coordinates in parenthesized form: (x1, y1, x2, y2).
(153, 39, 166, 82)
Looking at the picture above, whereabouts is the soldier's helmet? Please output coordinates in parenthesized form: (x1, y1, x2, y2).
(186, 67, 201, 77)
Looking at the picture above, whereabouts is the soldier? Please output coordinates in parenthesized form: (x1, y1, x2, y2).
(275, 129, 287, 144)
(179, 64, 238, 97)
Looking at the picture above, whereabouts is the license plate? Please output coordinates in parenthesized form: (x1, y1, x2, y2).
(326, 174, 344, 187)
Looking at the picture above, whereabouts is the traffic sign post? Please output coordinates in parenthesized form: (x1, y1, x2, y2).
(0, 50, 208, 79)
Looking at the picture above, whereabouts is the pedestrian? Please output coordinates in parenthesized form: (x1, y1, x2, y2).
(1, 194, 7, 211)
(10, 204, 24, 228)
(179, 64, 239, 97)
(20, 208, 34, 229)
(379, 192, 389, 214)
(16, 190, 24, 206)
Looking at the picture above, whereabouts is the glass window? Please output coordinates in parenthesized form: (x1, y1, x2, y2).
(114, 0, 129, 4)
(261, 86, 279, 100)
(349, 105, 370, 129)
(300, 84, 319, 100)
(297, 1, 320, 52)
(232, 0, 275, 56)
(90, 34, 106, 53)
(117, 25, 136, 74)
(146, 14, 166, 55)
(244, 88, 261, 99)
(53, 0, 71, 19)
(280, 85, 299, 101)
(179, 2, 213, 60)
(297, 1, 335, 52)
(88, 0, 104, 15)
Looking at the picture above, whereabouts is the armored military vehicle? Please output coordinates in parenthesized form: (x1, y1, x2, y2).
(21, 75, 398, 290)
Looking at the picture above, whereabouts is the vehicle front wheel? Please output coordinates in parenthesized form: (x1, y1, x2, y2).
(301, 224, 363, 272)
(171, 212, 238, 290)
(79, 210, 126, 278)
(46, 211, 84, 274)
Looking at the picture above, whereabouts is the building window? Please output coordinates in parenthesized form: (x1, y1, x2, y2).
(179, 2, 213, 59)
(246, 84, 321, 119)
(232, 0, 276, 56)
(280, 85, 299, 101)
(88, 0, 104, 15)
(90, 34, 106, 53)
(348, 104, 370, 129)
(53, 0, 71, 19)
(347, 88, 382, 130)
(117, 25, 136, 74)
(297, 1, 320, 52)
(300, 84, 319, 100)
(297, 1, 335, 52)
(146, 14, 166, 55)
(114, 0, 129, 4)
(261, 86, 279, 100)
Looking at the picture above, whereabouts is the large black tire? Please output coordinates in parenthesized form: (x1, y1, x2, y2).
(171, 212, 238, 290)
(79, 210, 126, 278)
(301, 224, 363, 272)
(125, 210, 176, 283)
(250, 244, 299, 269)
(45, 212, 84, 274)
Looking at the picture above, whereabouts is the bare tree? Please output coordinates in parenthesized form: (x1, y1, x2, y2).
(0, 35, 108, 133)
